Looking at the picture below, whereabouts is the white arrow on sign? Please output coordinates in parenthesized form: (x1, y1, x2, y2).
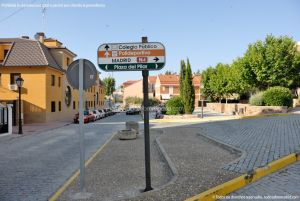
(105, 51, 109, 58)
(105, 65, 108, 70)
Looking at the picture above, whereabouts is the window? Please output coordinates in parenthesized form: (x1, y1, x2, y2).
(58, 101, 61, 111)
(66, 57, 70, 66)
(73, 101, 76, 109)
(51, 75, 55, 86)
(10, 73, 21, 85)
(51, 101, 56, 112)
(58, 77, 61, 87)
(4, 49, 8, 59)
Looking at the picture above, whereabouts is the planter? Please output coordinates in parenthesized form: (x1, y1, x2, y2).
(118, 129, 137, 140)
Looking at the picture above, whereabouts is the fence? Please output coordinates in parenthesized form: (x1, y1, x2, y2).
(0, 107, 8, 134)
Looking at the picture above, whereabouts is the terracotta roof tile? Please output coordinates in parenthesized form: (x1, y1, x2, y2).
(192, 75, 201, 85)
(0, 38, 63, 72)
(122, 80, 139, 88)
(158, 74, 179, 85)
(148, 76, 157, 84)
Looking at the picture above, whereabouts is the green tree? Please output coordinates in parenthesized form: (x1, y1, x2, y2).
(202, 61, 250, 102)
(209, 63, 230, 101)
(179, 60, 186, 99)
(103, 77, 116, 96)
(241, 35, 300, 90)
(201, 66, 216, 100)
(195, 69, 201, 75)
(183, 59, 195, 113)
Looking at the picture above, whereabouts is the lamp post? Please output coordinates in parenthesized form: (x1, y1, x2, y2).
(16, 77, 24, 134)
(93, 94, 96, 109)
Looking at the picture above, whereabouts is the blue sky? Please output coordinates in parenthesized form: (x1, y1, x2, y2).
(1, 0, 300, 86)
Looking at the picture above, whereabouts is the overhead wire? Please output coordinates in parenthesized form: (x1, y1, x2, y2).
(0, 0, 37, 24)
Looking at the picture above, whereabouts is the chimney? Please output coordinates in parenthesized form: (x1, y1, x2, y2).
(21, 36, 29, 39)
(34, 32, 45, 43)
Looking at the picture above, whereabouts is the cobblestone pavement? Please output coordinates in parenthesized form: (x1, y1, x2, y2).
(186, 114, 300, 200)
(224, 161, 300, 201)
(58, 126, 239, 201)
(0, 113, 142, 201)
(192, 115, 300, 173)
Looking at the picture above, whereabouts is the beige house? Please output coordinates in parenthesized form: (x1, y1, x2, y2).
(0, 33, 105, 124)
(122, 74, 202, 107)
(122, 76, 156, 105)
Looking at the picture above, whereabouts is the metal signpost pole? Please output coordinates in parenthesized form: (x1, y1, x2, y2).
(18, 86, 23, 134)
(201, 99, 204, 118)
(79, 59, 86, 192)
(142, 37, 153, 192)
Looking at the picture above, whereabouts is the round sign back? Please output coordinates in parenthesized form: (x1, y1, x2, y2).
(66, 59, 97, 90)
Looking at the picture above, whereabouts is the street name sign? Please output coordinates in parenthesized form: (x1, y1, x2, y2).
(97, 42, 166, 71)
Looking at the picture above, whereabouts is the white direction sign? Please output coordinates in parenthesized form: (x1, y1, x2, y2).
(97, 42, 166, 71)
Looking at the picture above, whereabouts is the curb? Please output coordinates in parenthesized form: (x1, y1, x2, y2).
(150, 112, 300, 124)
(197, 132, 247, 169)
(150, 116, 239, 124)
(154, 133, 178, 186)
(185, 151, 300, 201)
(240, 113, 297, 119)
(117, 129, 179, 201)
(48, 132, 117, 201)
(11, 122, 72, 138)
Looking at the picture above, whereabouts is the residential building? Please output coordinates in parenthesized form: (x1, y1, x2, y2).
(0, 33, 105, 124)
(122, 74, 202, 107)
(122, 76, 157, 104)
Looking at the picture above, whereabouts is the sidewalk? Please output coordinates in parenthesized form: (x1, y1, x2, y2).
(12, 121, 71, 135)
(57, 126, 239, 201)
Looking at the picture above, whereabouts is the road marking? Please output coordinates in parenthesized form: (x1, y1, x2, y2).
(48, 132, 117, 201)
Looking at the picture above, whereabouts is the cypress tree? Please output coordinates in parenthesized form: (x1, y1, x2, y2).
(179, 60, 186, 100)
(184, 59, 195, 114)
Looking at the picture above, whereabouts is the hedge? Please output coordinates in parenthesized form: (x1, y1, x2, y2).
(263, 86, 292, 107)
(166, 96, 184, 115)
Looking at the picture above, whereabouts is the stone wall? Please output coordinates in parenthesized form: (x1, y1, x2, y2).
(207, 103, 288, 116)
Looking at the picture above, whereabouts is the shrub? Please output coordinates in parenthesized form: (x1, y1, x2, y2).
(125, 96, 143, 105)
(263, 86, 293, 107)
(166, 96, 184, 115)
(149, 98, 161, 106)
(249, 92, 265, 106)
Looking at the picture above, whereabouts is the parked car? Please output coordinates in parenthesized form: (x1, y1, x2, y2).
(73, 110, 94, 123)
(104, 108, 113, 116)
(85, 110, 95, 122)
(98, 109, 105, 118)
(126, 108, 141, 115)
(102, 109, 109, 117)
(107, 108, 115, 115)
(93, 110, 101, 120)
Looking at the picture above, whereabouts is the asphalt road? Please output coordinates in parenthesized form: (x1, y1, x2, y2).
(0, 112, 143, 201)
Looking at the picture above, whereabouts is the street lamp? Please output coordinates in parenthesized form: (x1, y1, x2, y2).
(93, 94, 96, 109)
(16, 77, 24, 134)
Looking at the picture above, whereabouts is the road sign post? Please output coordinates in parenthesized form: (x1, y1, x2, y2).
(141, 36, 153, 192)
(79, 59, 85, 192)
(66, 59, 97, 197)
(97, 38, 165, 193)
